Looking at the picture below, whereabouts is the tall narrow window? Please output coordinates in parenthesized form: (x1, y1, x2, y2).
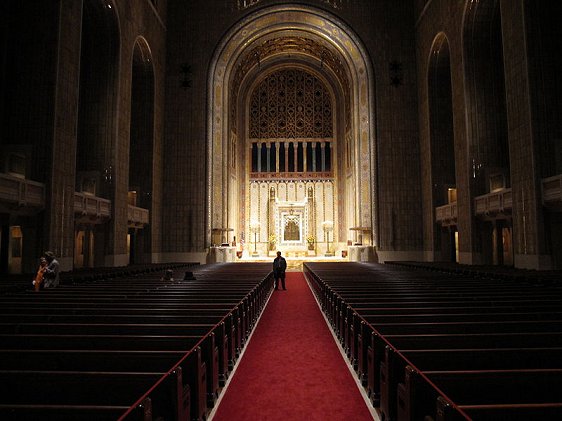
(270, 143, 277, 173)
(260, 143, 267, 172)
(315, 142, 322, 171)
(325, 142, 331, 171)
(251, 143, 258, 172)
(279, 143, 286, 172)
(297, 142, 304, 172)
(288, 143, 295, 172)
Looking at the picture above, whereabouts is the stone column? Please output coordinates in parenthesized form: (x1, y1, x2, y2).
(311, 142, 317, 172)
(500, 0, 551, 269)
(250, 143, 255, 172)
(275, 141, 280, 173)
(321, 142, 326, 171)
(46, 0, 83, 271)
(327, 142, 332, 171)
(303, 141, 308, 172)
(0, 222, 9, 273)
(266, 142, 271, 172)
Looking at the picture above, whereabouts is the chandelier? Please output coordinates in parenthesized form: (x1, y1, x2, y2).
(234, 0, 347, 10)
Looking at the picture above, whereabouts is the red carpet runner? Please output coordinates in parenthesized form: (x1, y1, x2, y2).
(212, 272, 374, 421)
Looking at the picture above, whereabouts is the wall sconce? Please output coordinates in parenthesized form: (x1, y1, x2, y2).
(103, 165, 113, 184)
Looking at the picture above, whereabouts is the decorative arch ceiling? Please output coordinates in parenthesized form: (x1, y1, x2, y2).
(248, 67, 333, 139)
(230, 34, 351, 133)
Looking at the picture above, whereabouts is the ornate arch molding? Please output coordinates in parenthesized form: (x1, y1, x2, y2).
(132, 36, 153, 66)
(427, 32, 451, 71)
(207, 4, 376, 245)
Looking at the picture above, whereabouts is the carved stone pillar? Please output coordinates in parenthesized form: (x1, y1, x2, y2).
(312, 142, 317, 172)
(275, 141, 280, 173)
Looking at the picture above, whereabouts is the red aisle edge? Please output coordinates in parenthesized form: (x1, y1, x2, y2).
(212, 272, 374, 421)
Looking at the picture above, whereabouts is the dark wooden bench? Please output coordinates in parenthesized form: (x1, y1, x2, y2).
(348, 309, 562, 379)
(303, 261, 562, 421)
(0, 262, 274, 419)
(364, 320, 562, 411)
(0, 332, 227, 388)
(0, 345, 208, 421)
(381, 345, 562, 421)
(0, 369, 184, 421)
(400, 367, 562, 421)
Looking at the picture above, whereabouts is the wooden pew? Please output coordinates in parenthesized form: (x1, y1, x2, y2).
(365, 320, 562, 409)
(0, 369, 185, 421)
(382, 345, 562, 421)
(400, 366, 562, 421)
(351, 310, 562, 387)
(0, 262, 273, 419)
(0, 345, 208, 420)
(304, 261, 562, 421)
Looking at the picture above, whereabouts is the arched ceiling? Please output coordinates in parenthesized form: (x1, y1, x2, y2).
(231, 34, 350, 98)
(229, 33, 351, 133)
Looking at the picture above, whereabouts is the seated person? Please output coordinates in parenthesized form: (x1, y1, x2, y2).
(183, 271, 196, 280)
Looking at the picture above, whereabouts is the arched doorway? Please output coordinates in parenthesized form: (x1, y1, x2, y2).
(207, 5, 376, 259)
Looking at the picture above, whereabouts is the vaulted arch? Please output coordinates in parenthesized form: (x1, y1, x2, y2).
(207, 5, 376, 253)
(428, 33, 456, 261)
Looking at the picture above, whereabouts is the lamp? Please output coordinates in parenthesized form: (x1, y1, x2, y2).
(250, 221, 261, 257)
(322, 220, 334, 257)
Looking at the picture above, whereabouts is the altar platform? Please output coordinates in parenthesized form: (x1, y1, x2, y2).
(236, 253, 348, 271)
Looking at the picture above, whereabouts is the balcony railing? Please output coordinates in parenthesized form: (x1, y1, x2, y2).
(474, 188, 512, 219)
(435, 202, 457, 226)
(543, 174, 562, 207)
(128, 205, 149, 227)
(74, 192, 111, 224)
(0, 172, 45, 213)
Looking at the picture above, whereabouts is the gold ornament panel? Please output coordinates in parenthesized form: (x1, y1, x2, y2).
(249, 68, 332, 139)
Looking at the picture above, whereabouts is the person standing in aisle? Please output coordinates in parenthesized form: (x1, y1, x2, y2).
(273, 251, 287, 290)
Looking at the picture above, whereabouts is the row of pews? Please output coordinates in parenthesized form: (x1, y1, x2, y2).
(0, 262, 273, 420)
(304, 262, 562, 421)
(0, 263, 192, 294)
(388, 261, 562, 286)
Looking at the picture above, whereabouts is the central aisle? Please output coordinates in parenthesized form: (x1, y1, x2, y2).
(212, 272, 375, 421)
